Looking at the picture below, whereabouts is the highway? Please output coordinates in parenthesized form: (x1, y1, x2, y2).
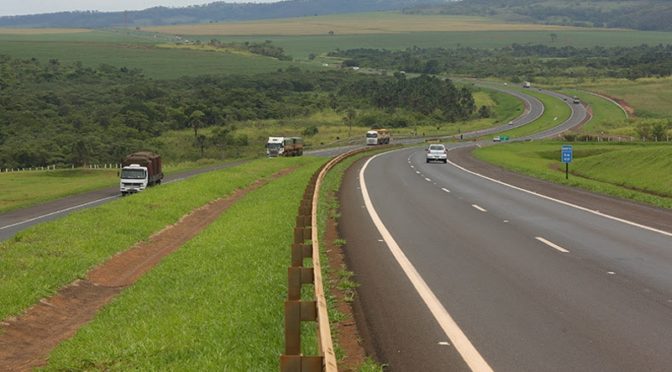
(340, 140, 672, 368)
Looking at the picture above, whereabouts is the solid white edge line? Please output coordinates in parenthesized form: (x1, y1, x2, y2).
(472, 204, 487, 212)
(446, 158, 672, 238)
(535, 237, 570, 253)
(0, 195, 118, 230)
(360, 153, 493, 372)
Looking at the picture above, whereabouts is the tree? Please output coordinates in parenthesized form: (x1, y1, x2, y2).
(189, 110, 205, 139)
(196, 134, 207, 157)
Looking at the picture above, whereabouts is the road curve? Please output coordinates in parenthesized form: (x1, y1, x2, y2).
(342, 147, 672, 371)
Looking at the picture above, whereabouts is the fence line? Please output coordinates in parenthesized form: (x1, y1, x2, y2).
(281, 147, 375, 372)
(0, 164, 123, 173)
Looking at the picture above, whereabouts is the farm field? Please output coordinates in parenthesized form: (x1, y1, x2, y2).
(473, 142, 672, 208)
(1, 13, 672, 76)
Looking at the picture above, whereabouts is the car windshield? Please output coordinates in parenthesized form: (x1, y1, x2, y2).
(121, 169, 146, 179)
(366, 133, 378, 138)
(267, 143, 282, 149)
(428, 145, 445, 151)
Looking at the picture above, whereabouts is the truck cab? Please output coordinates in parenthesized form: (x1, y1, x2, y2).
(120, 164, 149, 195)
(266, 137, 285, 157)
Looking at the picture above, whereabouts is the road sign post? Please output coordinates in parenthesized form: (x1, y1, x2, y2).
(561, 145, 573, 179)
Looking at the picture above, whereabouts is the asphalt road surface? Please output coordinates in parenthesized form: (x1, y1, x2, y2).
(341, 147, 672, 371)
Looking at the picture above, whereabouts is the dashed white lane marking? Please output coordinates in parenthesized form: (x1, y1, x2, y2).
(416, 171, 421, 174)
(535, 237, 570, 253)
(607, 271, 616, 275)
(425, 178, 432, 182)
(438, 341, 451, 346)
(378, 239, 384, 242)
(0, 196, 118, 230)
(472, 204, 487, 212)
(360, 154, 493, 372)
(441, 188, 451, 193)
(503, 220, 509, 223)
(411, 165, 415, 169)
(446, 158, 672, 238)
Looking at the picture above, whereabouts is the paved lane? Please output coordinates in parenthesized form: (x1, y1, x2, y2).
(342, 148, 672, 371)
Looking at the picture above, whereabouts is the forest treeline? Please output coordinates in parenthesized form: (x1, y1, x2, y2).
(0, 55, 476, 168)
(331, 44, 672, 80)
(404, 0, 672, 31)
(0, 0, 436, 28)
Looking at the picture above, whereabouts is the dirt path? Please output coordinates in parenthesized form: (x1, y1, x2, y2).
(0, 168, 294, 371)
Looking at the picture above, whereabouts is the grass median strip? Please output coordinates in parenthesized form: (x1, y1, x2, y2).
(0, 157, 319, 321)
(42, 157, 325, 370)
(497, 88, 571, 139)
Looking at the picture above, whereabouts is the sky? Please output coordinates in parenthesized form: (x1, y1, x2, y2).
(0, 0, 280, 17)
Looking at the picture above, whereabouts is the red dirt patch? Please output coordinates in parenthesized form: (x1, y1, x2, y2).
(0, 168, 294, 371)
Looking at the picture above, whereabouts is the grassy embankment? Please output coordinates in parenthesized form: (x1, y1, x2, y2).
(560, 89, 629, 136)
(543, 78, 672, 138)
(41, 156, 325, 370)
(0, 156, 324, 321)
(0, 159, 230, 214)
(473, 142, 672, 209)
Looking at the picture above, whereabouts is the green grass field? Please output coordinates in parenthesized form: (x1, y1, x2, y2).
(0, 157, 323, 321)
(0, 169, 118, 213)
(473, 142, 672, 208)
(43, 157, 324, 370)
(2, 13, 672, 78)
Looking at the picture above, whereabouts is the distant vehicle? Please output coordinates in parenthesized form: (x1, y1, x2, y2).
(120, 152, 164, 196)
(492, 136, 501, 142)
(523, 81, 531, 88)
(266, 137, 304, 157)
(426, 144, 447, 163)
(366, 129, 391, 145)
(573, 96, 581, 104)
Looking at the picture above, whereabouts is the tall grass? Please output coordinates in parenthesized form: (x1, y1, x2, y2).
(43, 157, 326, 370)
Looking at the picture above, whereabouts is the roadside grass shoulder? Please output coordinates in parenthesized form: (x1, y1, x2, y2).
(473, 142, 672, 209)
(0, 157, 319, 320)
(496, 89, 571, 139)
(0, 169, 118, 213)
(0, 159, 233, 214)
(560, 89, 630, 135)
(317, 149, 390, 370)
(43, 157, 326, 370)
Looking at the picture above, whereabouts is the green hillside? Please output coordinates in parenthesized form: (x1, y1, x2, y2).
(405, 0, 672, 31)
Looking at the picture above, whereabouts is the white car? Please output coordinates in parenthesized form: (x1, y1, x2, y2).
(426, 144, 447, 163)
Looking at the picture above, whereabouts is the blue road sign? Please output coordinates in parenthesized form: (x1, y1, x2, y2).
(561, 145, 573, 163)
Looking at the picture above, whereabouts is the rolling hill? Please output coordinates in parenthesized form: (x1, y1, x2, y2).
(0, 0, 441, 28)
(404, 0, 672, 31)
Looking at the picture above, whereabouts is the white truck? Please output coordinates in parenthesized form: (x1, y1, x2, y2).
(366, 129, 390, 145)
(266, 137, 304, 157)
(119, 152, 164, 196)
